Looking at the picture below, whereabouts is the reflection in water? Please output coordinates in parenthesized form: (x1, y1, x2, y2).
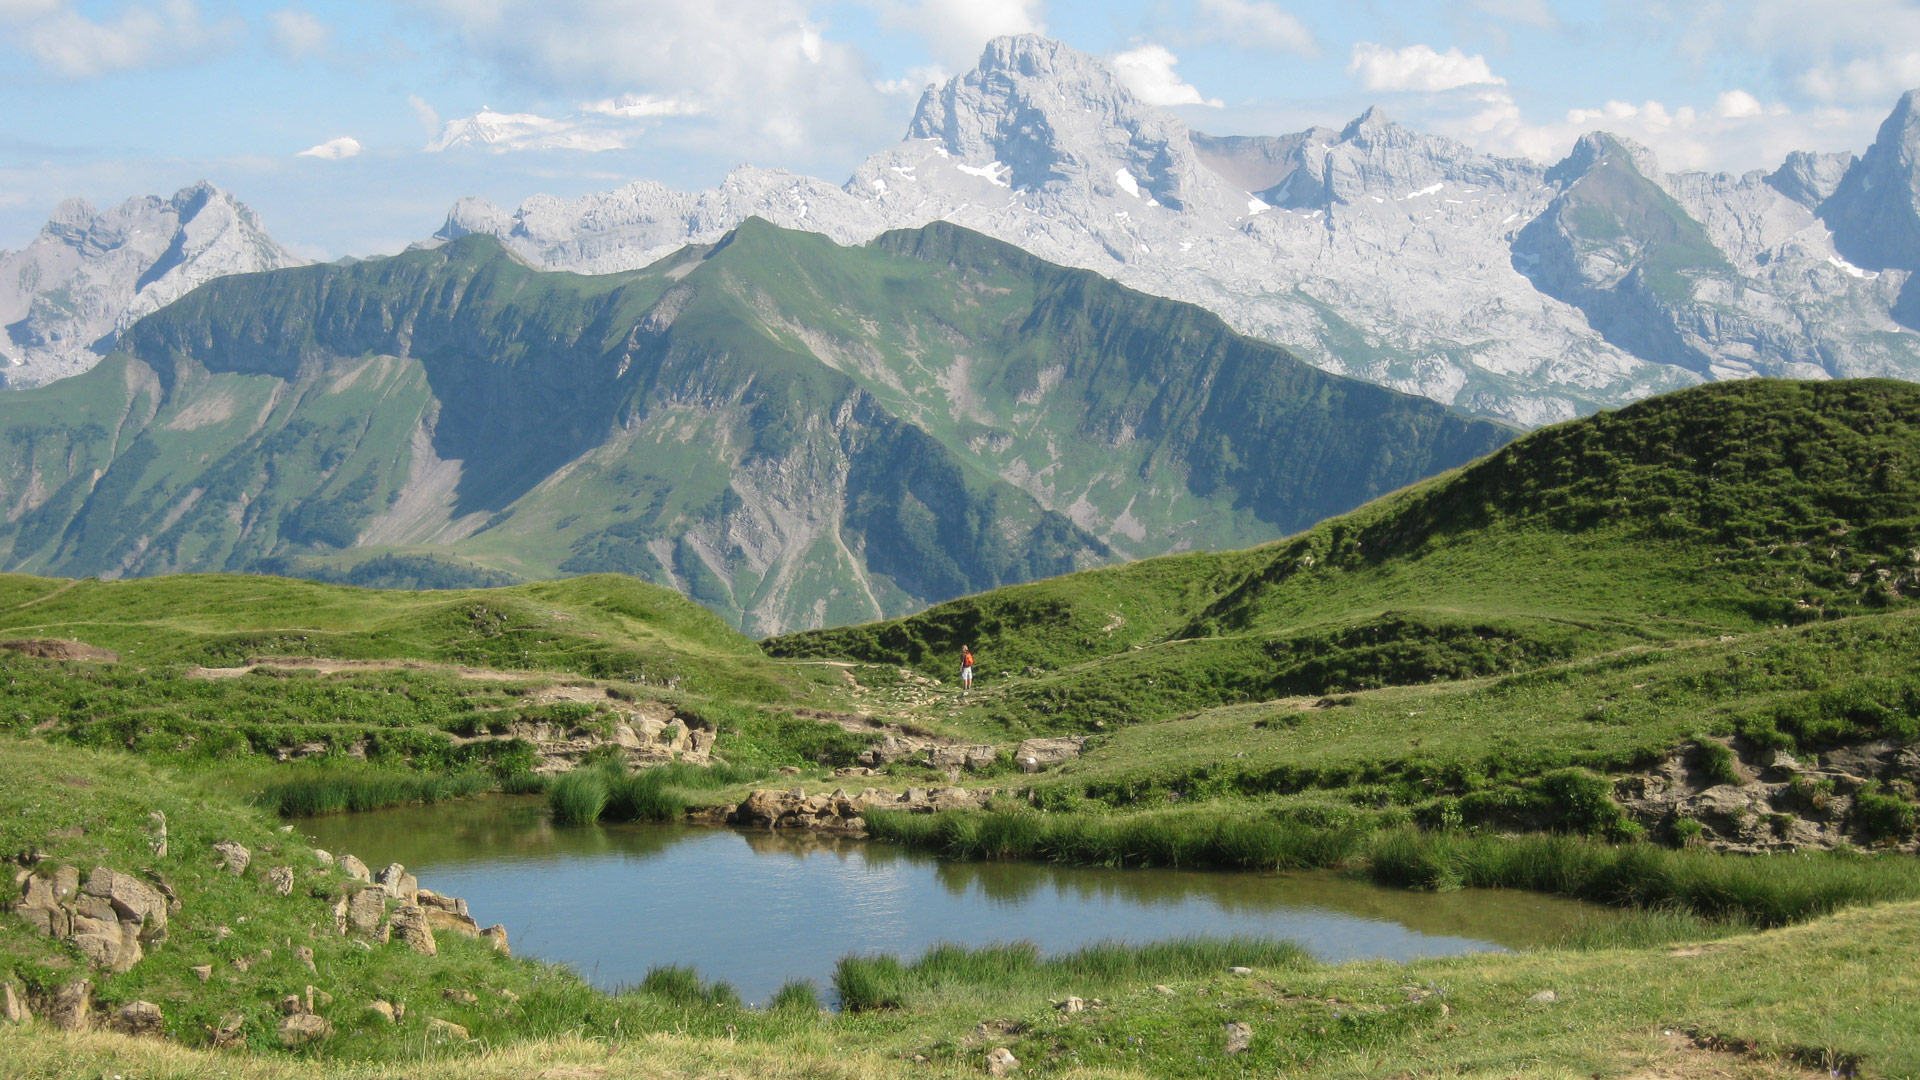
(303, 797, 1605, 1005)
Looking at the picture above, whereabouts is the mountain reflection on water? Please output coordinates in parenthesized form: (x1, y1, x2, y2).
(303, 796, 1604, 1004)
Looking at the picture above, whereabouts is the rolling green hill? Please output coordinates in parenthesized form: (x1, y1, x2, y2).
(0, 220, 1510, 635)
(768, 378, 1920, 732)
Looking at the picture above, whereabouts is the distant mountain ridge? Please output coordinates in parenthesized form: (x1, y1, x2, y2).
(0, 182, 304, 388)
(432, 36, 1920, 427)
(0, 219, 1509, 634)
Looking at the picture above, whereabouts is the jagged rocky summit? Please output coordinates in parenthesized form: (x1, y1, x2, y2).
(432, 35, 1920, 428)
(0, 182, 304, 388)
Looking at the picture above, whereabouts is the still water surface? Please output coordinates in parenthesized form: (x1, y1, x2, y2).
(303, 797, 1600, 1004)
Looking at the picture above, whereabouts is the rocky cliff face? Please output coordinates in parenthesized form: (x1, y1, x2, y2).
(428, 35, 1920, 428)
(0, 221, 1509, 634)
(0, 182, 304, 388)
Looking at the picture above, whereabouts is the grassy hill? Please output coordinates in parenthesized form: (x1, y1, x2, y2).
(0, 220, 1510, 635)
(770, 378, 1920, 727)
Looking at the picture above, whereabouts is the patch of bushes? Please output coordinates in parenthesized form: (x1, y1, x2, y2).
(1852, 783, 1918, 844)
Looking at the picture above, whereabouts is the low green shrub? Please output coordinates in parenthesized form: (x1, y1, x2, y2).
(1853, 783, 1918, 844)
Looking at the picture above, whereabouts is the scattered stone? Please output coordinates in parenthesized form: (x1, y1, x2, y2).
(215, 925, 233, 941)
(480, 924, 511, 954)
(390, 903, 437, 956)
(295, 945, 316, 974)
(364, 1001, 396, 1023)
(1152, 985, 1174, 996)
(1228, 966, 1253, 976)
(1529, 990, 1559, 1003)
(267, 866, 295, 897)
(497, 988, 520, 1003)
(279, 994, 306, 1016)
(1224, 1021, 1253, 1055)
(211, 1014, 247, 1049)
(191, 964, 212, 983)
(338, 854, 371, 882)
(375, 863, 419, 903)
(312, 849, 335, 867)
(2, 981, 31, 1024)
(112, 1000, 165, 1037)
(231, 956, 252, 973)
(212, 841, 251, 876)
(277, 1012, 332, 1046)
(442, 987, 479, 1005)
(427, 1017, 470, 1041)
(146, 811, 168, 858)
(986, 1047, 1019, 1076)
(344, 886, 387, 937)
(49, 979, 90, 1031)
(306, 986, 332, 1013)
(1058, 996, 1085, 1014)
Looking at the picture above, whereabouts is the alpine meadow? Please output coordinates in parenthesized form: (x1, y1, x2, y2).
(4, 16, 1920, 1080)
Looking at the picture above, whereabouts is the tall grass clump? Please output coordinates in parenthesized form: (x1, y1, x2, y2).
(550, 760, 770, 825)
(548, 767, 611, 825)
(833, 937, 1310, 1012)
(1364, 827, 1920, 926)
(634, 964, 741, 1008)
(767, 979, 821, 1012)
(866, 808, 1366, 870)
(1551, 906, 1750, 950)
(256, 770, 491, 816)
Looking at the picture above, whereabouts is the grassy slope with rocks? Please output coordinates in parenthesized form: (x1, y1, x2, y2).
(0, 220, 1510, 636)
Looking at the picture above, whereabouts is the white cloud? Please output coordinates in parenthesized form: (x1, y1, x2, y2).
(581, 93, 704, 119)
(876, 64, 950, 96)
(14, 0, 238, 78)
(1193, 0, 1316, 57)
(408, 95, 440, 136)
(269, 7, 328, 60)
(859, 0, 1045, 69)
(427, 107, 632, 153)
(1112, 44, 1223, 108)
(297, 136, 362, 160)
(1348, 42, 1504, 93)
(404, 0, 893, 163)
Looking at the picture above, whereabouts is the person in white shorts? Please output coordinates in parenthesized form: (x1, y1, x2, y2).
(961, 645, 974, 691)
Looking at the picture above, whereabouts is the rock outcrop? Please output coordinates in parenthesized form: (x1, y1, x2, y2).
(1614, 738, 1920, 853)
(1015, 736, 1087, 773)
(730, 786, 996, 831)
(13, 865, 169, 973)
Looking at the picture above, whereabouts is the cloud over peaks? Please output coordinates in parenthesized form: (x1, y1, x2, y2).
(1348, 43, 1504, 93)
(1113, 45, 1223, 108)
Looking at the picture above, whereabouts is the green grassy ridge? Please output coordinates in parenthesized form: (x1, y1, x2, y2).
(0, 573, 812, 703)
(770, 379, 1920, 715)
(1044, 608, 1920, 810)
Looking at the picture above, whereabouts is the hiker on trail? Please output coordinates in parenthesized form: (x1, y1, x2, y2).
(961, 645, 974, 690)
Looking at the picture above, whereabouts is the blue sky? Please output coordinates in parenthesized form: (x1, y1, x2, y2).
(2, 1, 1916, 259)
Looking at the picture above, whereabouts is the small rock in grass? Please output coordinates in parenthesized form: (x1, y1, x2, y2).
(338, 854, 371, 883)
(364, 1001, 396, 1023)
(212, 841, 251, 876)
(190, 965, 212, 984)
(1224, 1021, 1253, 1055)
(1153, 984, 1174, 995)
(497, 988, 520, 1003)
(2, 981, 31, 1024)
(312, 849, 334, 867)
(279, 994, 305, 1016)
(267, 866, 294, 896)
(1229, 966, 1252, 976)
(277, 1013, 331, 1046)
(211, 1014, 246, 1049)
(1058, 996, 1084, 1014)
(442, 988, 479, 1005)
(111, 1000, 164, 1038)
(1529, 990, 1558, 1003)
(295, 945, 316, 974)
(986, 1047, 1019, 1076)
(427, 1017, 470, 1041)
